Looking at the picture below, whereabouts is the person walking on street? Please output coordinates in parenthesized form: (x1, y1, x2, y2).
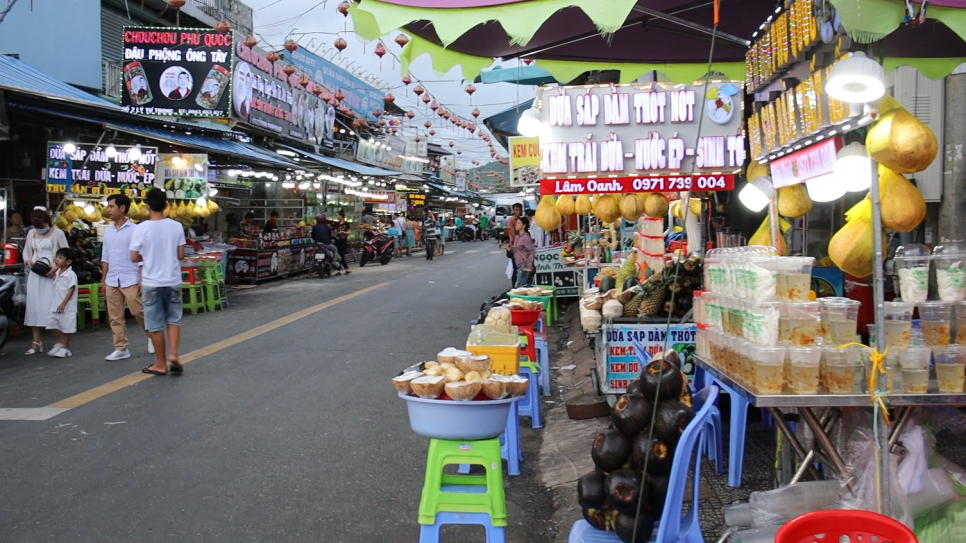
(393, 213, 407, 257)
(22, 207, 69, 355)
(45, 248, 78, 358)
(404, 216, 416, 257)
(333, 209, 351, 274)
(130, 188, 186, 376)
(479, 213, 489, 241)
(103, 194, 151, 361)
(507, 217, 535, 288)
(505, 203, 523, 288)
(437, 215, 446, 256)
(422, 212, 439, 261)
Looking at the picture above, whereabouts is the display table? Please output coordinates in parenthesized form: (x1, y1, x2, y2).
(226, 237, 315, 284)
(695, 356, 966, 488)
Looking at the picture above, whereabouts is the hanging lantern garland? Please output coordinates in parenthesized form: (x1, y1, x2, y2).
(334, 37, 347, 52)
(394, 33, 410, 48)
(168, 0, 185, 25)
(216, 20, 231, 33)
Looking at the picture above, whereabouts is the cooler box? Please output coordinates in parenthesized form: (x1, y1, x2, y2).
(466, 330, 521, 376)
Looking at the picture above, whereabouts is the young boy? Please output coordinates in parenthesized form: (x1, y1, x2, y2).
(47, 247, 78, 358)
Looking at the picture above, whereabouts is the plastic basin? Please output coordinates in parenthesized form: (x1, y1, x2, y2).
(510, 309, 540, 326)
(398, 392, 517, 439)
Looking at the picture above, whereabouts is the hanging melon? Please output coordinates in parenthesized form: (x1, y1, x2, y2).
(593, 194, 621, 224)
(777, 184, 812, 218)
(207, 199, 220, 212)
(829, 199, 877, 277)
(140, 204, 151, 218)
(878, 165, 926, 232)
(535, 195, 562, 230)
(643, 193, 669, 218)
(556, 194, 575, 216)
(746, 160, 770, 180)
(635, 193, 648, 210)
(618, 193, 643, 222)
(575, 194, 592, 215)
(866, 102, 938, 174)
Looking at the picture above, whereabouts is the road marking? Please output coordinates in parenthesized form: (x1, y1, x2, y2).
(43, 282, 391, 412)
(489, 250, 503, 254)
(464, 250, 478, 254)
(0, 408, 70, 421)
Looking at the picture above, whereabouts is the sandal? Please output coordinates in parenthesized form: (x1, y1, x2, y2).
(167, 359, 184, 374)
(141, 366, 167, 376)
(25, 341, 43, 355)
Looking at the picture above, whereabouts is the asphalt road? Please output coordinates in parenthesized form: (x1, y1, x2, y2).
(0, 241, 554, 542)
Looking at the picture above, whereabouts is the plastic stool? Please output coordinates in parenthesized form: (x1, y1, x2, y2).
(534, 285, 558, 324)
(517, 363, 542, 429)
(534, 337, 550, 396)
(419, 512, 506, 543)
(500, 401, 521, 476)
(181, 268, 202, 285)
(76, 284, 101, 331)
(712, 377, 749, 488)
(181, 282, 206, 315)
(775, 510, 917, 543)
(517, 324, 536, 364)
(418, 438, 507, 526)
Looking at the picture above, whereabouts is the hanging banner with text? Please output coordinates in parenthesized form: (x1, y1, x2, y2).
(534, 246, 580, 297)
(536, 82, 744, 180)
(47, 142, 158, 196)
(509, 136, 541, 186)
(121, 27, 233, 117)
(157, 153, 209, 199)
(768, 137, 842, 189)
(599, 322, 697, 393)
(540, 174, 734, 195)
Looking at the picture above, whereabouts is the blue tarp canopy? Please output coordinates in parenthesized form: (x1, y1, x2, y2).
(474, 65, 557, 86)
(0, 54, 120, 110)
(482, 99, 533, 149)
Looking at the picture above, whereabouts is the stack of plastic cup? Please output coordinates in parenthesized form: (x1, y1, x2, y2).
(823, 299, 862, 346)
(920, 301, 953, 347)
(754, 346, 786, 394)
(899, 347, 932, 394)
(825, 347, 857, 393)
(777, 256, 815, 302)
(780, 302, 820, 346)
(862, 349, 898, 393)
(895, 244, 931, 303)
(884, 301, 916, 348)
(933, 242, 966, 302)
(787, 347, 823, 394)
(818, 297, 851, 344)
(933, 345, 966, 393)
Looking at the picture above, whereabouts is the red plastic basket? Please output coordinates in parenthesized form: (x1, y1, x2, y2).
(775, 510, 918, 543)
(510, 309, 541, 326)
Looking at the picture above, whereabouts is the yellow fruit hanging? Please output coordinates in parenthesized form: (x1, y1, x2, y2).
(746, 160, 769, 180)
(199, 207, 211, 218)
(635, 193, 648, 210)
(555, 195, 575, 216)
(535, 195, 562, 230)
(64, 210, 78, 223)
(618, 193, 643, 222)
(574, 194, 592, 215)
(177, 202, 187, 218)
(777, 184, 812, 218)
(140, 204, 151, 219)
(206, 200, 219, 212)
(878, 165, 926, 232)
(592, 194, 621, 224)
(55, 215, 70, 230)
(644, 193, 669, 218)
(866, 107, 938, 174)
(829, 200, 877, 277)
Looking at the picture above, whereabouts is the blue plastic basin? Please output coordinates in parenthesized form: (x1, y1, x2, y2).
(398, 392, 518, 440)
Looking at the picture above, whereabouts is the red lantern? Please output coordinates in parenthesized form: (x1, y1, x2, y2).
(216, 20, 231, 33)
(283, 64, 296, 76)
(334, 90, 345, 101)
(337, 1, 350, 16)
(413, 85, 424, 96)
(424, 121, 432, 128)
(414, 136, 421, 143)
(391, 127, 398, 134)
(300, 74, 310, 87)
(351, 118, 362, 128)
(339, 104, 349, 113)
(402, 75, 412, 86)
(443, 111, 451, 120)
(472, 108, 480, 118)
(522, 58, 533, 65)
(328, 98, 339, 107)
(384, 93, 395, 104)
(373, 109, 382, 117)
(374, 42, 386, 58)
(406, 110, 415, 119)
(312, 87, 323, 96)
(421, 94, 431, 104)
(430, 100, 438, 111)
(449, 141, 455, 148)
(243, 35, 257, 48)
(334, 37, 347, 52)
(457, 150, 462, 155)
(346, 109, 355, 118)
(394, 34, 410, 48)
(377, 119, 386, 127)
(266, 51, 280, 63)
(167, 0, 186, 8)
(284, 39, 298, 53)
(464, 84, 476, 96)
(429, 129, 436, 136)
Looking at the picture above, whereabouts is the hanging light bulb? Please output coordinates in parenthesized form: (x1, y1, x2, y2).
(517, 107, 545, 138)
(83, 203, 96, 215)
(737, 177, 775, 212)
(835, 142, 874, 192)
(63, 142, 76, 155)
(825, 52, 885, 104)
(208, 188, 219, 197)
(105, 145, 117, 158)
(195, 196, 207, 206)
(128, 144, 142, 162)
(806, 173, 847, 202)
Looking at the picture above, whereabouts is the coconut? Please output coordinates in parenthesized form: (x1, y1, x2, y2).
(482, 378, 508, 399)
(777, 183, 812, 219)
(464, 371, 482, 383)
(455, 354, 491, 374)
(593, 194, 621, 224)
(643, 193, 669, 218)
(391, 371, 423, 394)
(556, 194, 576, 216)
(445, 380, 483, 401)
(878, 165, 926, 232)
(575, 194, 593, 215)
(443, 366, 464, 383)
(619, 193, 643, 222)
(437, 347, 471, 364)
(536, 195, 562, 230)
(866, 107, 938, 174)
(410, 375, 446, 398)
(506, 375, 529, 396)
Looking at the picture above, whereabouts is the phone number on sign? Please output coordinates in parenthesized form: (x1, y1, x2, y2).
(540, 174, 734, 195)
(631, 175, 732, 192)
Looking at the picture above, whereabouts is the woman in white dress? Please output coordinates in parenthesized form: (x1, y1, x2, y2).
(22, 208, 69, 355)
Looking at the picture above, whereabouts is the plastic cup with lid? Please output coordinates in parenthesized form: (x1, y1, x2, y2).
(884, 301, 916, 348)
(898, 346, 932, 394)
(787, 346, 822, 394)
(780, 302, 820, 346)
(895, 244, 931, 303)
(933, 345, 966, 393)
(824, 346, 859, 393)
(919, 301, 953, 347)
(753, 346, 786, 394)
(933, 242, 966, 302)
(823, 299, 861, 346)
(777, 256, 815, 302)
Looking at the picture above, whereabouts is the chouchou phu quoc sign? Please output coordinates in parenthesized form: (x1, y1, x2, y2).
(536, 82, 744, 196)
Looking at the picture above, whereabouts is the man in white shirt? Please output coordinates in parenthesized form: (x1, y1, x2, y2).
(103, 194, 152, 361)
(130, 188, 186, 376)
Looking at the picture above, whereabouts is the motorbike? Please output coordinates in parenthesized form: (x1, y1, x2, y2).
(0, 273, 24, 350)
(312, 244, 334, 278)
(359, 232, 395, 266)
(459, 225, 477, 242)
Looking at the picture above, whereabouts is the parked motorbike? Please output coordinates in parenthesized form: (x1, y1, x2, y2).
(313, 244, 334, 278)
(0, 273, 24, 350)
(359, 232, 395, 266)
(459, 226, 476, 242)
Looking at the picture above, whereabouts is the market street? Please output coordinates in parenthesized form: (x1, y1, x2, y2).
(0, 243, 553, 543)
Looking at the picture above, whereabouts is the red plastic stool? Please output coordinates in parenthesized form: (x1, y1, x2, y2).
(776, 510, 918, 543)
(517, 324, 536, 363)
(181, 268, 202, 285)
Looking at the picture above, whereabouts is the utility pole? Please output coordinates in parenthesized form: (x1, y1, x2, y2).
(940, 73, 966, 243)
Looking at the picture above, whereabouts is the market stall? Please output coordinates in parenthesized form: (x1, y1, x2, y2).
(226, 227, 315, 284)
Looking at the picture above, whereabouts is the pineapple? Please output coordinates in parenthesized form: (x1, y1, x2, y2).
(623, 290, 646, 317)
(615, 256, 637, 295)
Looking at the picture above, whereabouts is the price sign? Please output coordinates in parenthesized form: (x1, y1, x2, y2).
(540, 174, 733, 195)
(534, 247, 580, 297)
(599, 323, 697, 393)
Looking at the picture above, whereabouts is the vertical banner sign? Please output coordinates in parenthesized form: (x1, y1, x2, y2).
(455, 170, 467, 192)
(509, 136, 541, 186)
(600, 323, 698, 393)
(47, 143, 157, 196)
(157, 154, 209, 199)
(533, 246, 580, 297)
(121, 27, 233, 117)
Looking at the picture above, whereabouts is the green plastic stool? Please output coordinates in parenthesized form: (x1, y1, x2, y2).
(418, 438, 507, 527)
(534, 285, 559, 323)
(200, 261, 228, 309)
(181, 282, 206, 315)
(76, 283, 101, 331)
(511, 294, 556, 327)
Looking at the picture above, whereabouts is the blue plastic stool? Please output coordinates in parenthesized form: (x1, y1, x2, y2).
(708, 376, 750, 488)
(420, 512, 506, 543)
(534, 336, 550, 396)
(568, 386, 720, 543)
(500, 401, 522, 476)
(517, 364, 542, 429)
(761, 408, 774, 430)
